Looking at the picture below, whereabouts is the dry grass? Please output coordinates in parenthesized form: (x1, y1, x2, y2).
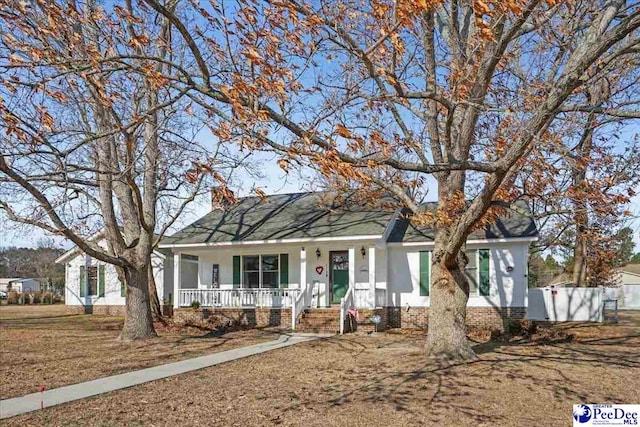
(0, 305, 279, 399)
(4, 311, 639, 426)
(0, 304, 70, 320)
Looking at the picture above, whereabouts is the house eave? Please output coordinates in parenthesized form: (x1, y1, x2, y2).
(56, 247, 167, 264)
(387, 236, 539, 247)
(159, 234, 384, 249)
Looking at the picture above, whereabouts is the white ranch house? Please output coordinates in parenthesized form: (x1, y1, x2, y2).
(59, 192, 537, 332)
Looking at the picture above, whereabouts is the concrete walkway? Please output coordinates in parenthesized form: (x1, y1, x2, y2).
(0, 333, 329, 419)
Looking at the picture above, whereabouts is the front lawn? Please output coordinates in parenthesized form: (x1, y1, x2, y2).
(4, 311, 639, 426)
(0, 305, 278, 399)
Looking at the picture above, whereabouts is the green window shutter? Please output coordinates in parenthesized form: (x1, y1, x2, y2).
(279, 254, 289, 288)
(79, 266, 86, 297)
(233, 256, 241, 288)
(419, 251, 430, 296)
(98, 265, 105, 297)
(479, 249, 490, 296)
(121, 280, 126, 298)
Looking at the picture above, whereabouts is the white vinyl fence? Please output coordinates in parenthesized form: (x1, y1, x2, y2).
(604, 285, 640, 310)
(528, 286, 605, 322)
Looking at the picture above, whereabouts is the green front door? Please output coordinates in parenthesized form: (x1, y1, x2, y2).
(330, 251, 349, 304)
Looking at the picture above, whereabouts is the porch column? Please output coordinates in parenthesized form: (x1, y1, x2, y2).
(300, 247, 307, 291)
(197, 257, 204, 289)
(173, 252, 181, 308)
(348, 247, 355, 290)
(369, 246, 376, 308)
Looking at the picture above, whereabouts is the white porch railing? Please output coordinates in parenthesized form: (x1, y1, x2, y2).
(339, 287, 356, 335)
(179, 288, 300, 309)
(291, 281, 315, 330)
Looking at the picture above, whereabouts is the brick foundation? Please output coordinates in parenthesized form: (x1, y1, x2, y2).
(387, 306, 527, 331)
(174, 307, 292, 329)
(351, 308, 389, 333)
(65, 305, 88, 315)
(65, 304, 525, 331)
(92, 305, 126, 316)
(65, 304, 171, 317)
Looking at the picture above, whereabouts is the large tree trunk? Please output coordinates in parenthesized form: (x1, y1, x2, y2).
(148, 259, 163, 320)
(572, 82, 607, 287)
(572, 221, 588, 286)
(119, 266, 157, 341)
(425, 244, 477, 363)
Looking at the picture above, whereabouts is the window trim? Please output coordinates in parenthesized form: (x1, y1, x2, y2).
(239, 254, 281, 289)
(465, 249, 479, 297)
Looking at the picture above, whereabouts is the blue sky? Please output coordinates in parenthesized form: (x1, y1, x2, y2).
(2, 147, 639, 253)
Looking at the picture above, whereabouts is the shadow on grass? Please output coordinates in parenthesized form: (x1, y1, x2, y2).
(262, 321, 639, 425)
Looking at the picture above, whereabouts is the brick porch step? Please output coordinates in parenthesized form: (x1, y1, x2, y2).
(296, 308, 350, 334)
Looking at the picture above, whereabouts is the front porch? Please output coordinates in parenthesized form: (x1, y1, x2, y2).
(177, 287, 387, 310)
(171, 243, 388, 332)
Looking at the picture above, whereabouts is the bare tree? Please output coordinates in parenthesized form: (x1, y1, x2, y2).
(0, 1, 237, 339)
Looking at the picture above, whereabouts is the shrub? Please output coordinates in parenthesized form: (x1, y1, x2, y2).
(32, 292, 42, 304)
(21, 293, 32, 304)
(7, 291, 18, 304)
(42, 292, 53, 304)
(503, 319, 537, 337)
(506, 319, 523, 335)
(191, 300, 201, 310)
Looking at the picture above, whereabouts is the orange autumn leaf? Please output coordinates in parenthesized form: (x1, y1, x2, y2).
(335, 124, 353, 139)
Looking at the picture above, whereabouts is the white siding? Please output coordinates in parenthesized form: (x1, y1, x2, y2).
(169, 240, 529, 309)
(182, 244, 301, 290)
(64, 252, 169, 306)
(611, 272, 640, 309)
(387, 242, 529, 308)
(175, 240, 387, 308)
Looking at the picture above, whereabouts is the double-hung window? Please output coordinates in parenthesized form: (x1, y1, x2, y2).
(79, 263, 105, 297)
(243, 255, 261, 288)
(87, 266, 99, 296)
(261, 255, 279, 288)
(235, 254, 284, 288)
(464, 249, 491, 297)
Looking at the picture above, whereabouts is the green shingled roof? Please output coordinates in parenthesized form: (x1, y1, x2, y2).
(387, 201, 538, 242)
(161, 192, 538, 246)
(161, 192, 395, 245)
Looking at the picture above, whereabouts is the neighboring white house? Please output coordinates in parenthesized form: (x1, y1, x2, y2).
(610, 264, 640, 309)
(56, 238, 175, 315)
(548, 265, 640, 311)
(0, 278, 41, 293)
(57, 191, 538, 330)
